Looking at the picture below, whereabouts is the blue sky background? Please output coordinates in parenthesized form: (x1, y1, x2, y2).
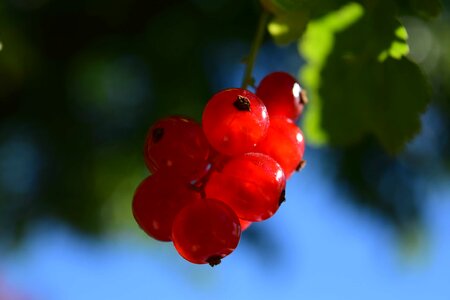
(1, 145, 449, 300)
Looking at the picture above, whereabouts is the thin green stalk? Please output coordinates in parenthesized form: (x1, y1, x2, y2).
(241, 10, 270, 89)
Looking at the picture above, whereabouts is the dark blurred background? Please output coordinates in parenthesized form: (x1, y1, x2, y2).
(0, 0, 265, 243)
(0, 0, 450, 299)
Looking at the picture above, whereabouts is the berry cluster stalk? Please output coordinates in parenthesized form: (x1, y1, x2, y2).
(241, 10, 270, 90)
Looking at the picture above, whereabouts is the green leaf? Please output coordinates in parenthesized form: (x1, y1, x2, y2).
(267, 0, 442, 19)
(262, 0, 352, 45)
(371, 57, 430, 152)
(270, 0, 309, 11)
(394, 0, 442, 19)
(378, 26, 409, 61)
(262, 0, 441, 46)
(300, 2, 364, 146)
(267, 11, 309, 45)
(300, 2, 431, 153)
(268, 0, 350, 17)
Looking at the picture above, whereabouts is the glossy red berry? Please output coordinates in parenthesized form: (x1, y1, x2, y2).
(239, 219, 252, 231)
(207, 148, 230, 172)
(172, 199, 241, 266)
(144, 116, 210, 181)
(256, 72, 307, 120)
(132, 173, 201, 241)
(256, 116, 305, 178)
(202, 88, 269, 156)
(205, 153, 286, 222)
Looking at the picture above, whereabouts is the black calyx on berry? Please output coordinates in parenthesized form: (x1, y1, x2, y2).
(233, 96, 251, 112)
(207, 256, 222, 267)
(152, 127, 164, 143)
(279, 189, 286, 206)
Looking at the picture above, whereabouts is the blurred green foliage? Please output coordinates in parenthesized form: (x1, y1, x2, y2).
(0, 0, 449, 250)
(266, 0, 438, 152)
(263, 0, 450, 238)
(302, 3, 429, 153)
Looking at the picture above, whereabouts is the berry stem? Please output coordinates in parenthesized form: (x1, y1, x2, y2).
(241, 9, 270, 90)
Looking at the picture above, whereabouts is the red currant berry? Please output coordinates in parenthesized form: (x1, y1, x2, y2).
(144, 116, 210, 181)
(256, 72, 307, 120)
(202, 88, 269, 156)
(132, 173, 200, 241)
(172, 199, 241, 266)
(239, 219, 252, 231)
(208, 149, 230, 173)
(205, 153, 286, 222)
(256, 116, 305, 178)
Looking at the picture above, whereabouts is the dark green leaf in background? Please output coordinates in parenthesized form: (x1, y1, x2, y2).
(263, 0, 443, 20)
(300, 3, 365, 146)
(267, 11, 309, 45)
(301, 2, 430, 153)
(261, 0, 351, 44)
(264, 0, 350, 17)
(263, 0, 441, 152)
(394, 0, 443, 19)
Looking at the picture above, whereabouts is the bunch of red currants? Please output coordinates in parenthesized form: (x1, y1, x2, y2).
(132, 72, 307, 266)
